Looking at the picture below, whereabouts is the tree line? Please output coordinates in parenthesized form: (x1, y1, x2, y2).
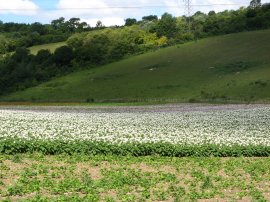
(0, 17, 93, 54)
(124, 1, 270, 43)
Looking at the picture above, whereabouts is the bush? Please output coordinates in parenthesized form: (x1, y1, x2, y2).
(54, 46, 74, 66)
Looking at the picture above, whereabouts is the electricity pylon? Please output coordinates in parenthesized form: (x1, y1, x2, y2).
(183, 0, 192, 32)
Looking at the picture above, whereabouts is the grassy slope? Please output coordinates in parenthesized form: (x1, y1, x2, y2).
(3, 29, 270, 103)
(0, 154, 269, 201)
(29, 42, 66, 55)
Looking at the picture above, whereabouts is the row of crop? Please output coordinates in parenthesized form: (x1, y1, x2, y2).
(1, 138, 270, 157)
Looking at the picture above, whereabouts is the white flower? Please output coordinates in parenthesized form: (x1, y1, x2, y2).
(0, 105, 270, 146)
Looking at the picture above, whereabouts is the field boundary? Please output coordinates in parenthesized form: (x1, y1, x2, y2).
(1, 139, 270, 157)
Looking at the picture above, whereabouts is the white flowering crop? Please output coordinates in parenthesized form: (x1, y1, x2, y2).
(1, 105, 270, 146)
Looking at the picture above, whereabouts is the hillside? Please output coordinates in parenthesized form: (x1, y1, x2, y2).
(2, 29, 270, 103)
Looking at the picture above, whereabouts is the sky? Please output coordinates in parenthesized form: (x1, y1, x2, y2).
(0, 0, 268, 26)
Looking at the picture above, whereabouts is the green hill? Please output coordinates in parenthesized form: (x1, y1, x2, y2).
(2, 30, 270, 103)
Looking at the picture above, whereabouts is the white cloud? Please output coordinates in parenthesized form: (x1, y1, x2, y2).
(191, 0, 245, 15)
(0, 0, 39, 15)
(39, 0, 127, 26)
(40, 0, 151, 26)
(164, 0, 184, 16)
(2, 0, 261, 25)
(51, 0, 252, 26)
(57, 0, 113, 16)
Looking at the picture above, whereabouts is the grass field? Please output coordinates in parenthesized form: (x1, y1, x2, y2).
(29, 42, 66, 55)
(0, 154, 269, 202)
(2, 29, 270, 103)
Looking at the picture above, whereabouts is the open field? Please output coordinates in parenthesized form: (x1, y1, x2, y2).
(0, 154, 270, 202)
(3, 29, 270, 103)
(1, 104, 270, 156)
(0, 42, 66, 60)
(29, 42, 66, 55)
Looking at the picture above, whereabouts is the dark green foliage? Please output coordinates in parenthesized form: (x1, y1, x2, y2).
(12, 47, 31, 63)
(35, 49, 52, 63)
(142, 15, 158, 21)
(262, 3, 270, 11)
(0, 46, 75, 95)
(75, 34, 110, 64)
(249, 80, 268, 87)
(125, 18, 137, 26)
(0, 138, 270, 157)
(67, 18, 85, 32)
(155, 13, 177, 38)
(53, 46, 74, 66)
(109, 41, 136, 60)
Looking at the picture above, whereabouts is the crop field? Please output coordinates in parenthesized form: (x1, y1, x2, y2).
(1, 104, 270, 156)
(0, 154, 270, 202)
(1, 104, 270, 201)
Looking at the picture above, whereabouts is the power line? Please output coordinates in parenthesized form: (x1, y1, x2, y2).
(0, 3, 249, 11)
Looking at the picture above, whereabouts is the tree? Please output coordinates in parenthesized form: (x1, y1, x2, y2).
(51, 17, 66, 31)
(96, 20, 104, 29)
(249, 0, 262, 9)
(75, 34, 109, 64)
(110, 41, 135, 60)
(67, 18, 81, 32)
(262, 3, 270, 11)
(77, 22, 89, 32)
(53, 46, 74, 66)
(35, 49, 52, 63)
(30, 22, 47, 35)
(12, 47, 31, 63)
(125, 18, 137, 26)
(142, 15, 158, 21)
(0, 20, 3, 32)
(25, 32, 41, 46)
(155, 13, 177, 38)
(208, 11, 216, 16)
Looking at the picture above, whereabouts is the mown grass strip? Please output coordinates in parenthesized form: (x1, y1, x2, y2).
(1, 139, 270, 157)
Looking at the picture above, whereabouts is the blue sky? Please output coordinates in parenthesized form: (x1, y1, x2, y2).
(0, 0, 268, 26)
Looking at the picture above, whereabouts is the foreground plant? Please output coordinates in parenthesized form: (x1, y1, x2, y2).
(0, 154, 270, 201)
